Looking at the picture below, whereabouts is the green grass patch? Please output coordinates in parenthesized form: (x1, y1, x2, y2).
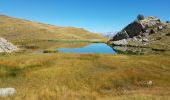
(48, 39, 106, 43)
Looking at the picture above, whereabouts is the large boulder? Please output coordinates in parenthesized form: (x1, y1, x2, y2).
(123, 21, 145, 38)
(0, 37, 18, 53)
(111, 30, 129, 41)
(111, 16, 165, 41)
(111, 21, 144, 41)
(109, 16, 168, 47)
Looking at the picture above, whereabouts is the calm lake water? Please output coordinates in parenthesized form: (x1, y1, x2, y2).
(57, 43, 116, 54)
(34, 43, 166, 55)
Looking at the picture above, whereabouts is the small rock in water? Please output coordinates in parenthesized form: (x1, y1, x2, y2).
(0, 88, 16, 97)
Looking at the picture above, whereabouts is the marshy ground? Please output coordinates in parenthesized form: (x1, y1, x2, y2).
(0, 40, 170, 100)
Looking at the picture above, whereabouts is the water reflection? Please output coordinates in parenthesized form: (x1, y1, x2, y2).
(57, 43, 116, 54)
(112, 46, 166, 55)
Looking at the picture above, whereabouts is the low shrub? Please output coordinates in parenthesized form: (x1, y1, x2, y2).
(43, 50, 58, 53)
(137, 14, 145, 21)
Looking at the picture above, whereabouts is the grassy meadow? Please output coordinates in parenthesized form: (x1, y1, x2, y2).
(0, 43, 170, 100)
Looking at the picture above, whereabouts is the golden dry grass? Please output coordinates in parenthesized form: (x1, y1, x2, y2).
(0, 53, 170, 100)
(0, 15, 105, 41)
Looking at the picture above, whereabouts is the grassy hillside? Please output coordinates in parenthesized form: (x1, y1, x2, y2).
(0, 15, 105, 41)
(147, 24, 170, 50)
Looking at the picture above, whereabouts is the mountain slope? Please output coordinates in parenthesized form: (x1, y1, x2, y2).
(0, 15, 105, 41)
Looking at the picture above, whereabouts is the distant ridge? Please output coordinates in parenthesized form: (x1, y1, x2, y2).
(100, 32, 117, 39)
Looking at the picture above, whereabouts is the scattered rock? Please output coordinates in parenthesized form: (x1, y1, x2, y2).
(142, 80, 153, 87)
(0, 88, 16, 97)
(149, 29, 157, 35)
(0, 37, 18, 53)
(132, 37, 138, 41)
(110, 39, 128, 46)
(138, 39, 142, 42)
(157, 25, 163, 30)
(136, 35, 142, 39)
(166, 32, 170, 36)
(155, 37, 162, 40)
(142, 38, 149, 42)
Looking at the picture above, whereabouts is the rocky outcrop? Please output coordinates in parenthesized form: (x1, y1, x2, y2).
(109, 16, 167, 46)
(111, 21, 146, 41)
(0, 37, 18, 53)
(108, 36, 149, 47)
(109, 39, 128, 46)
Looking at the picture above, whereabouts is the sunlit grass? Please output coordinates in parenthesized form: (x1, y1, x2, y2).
(0, 53, 170, 100)
(48, 39, 106, 43)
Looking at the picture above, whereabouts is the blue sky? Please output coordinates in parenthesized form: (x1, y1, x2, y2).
(0, 0, 170, 33)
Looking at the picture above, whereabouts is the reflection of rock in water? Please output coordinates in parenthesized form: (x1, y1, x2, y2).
(112, 46, 163, 55)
